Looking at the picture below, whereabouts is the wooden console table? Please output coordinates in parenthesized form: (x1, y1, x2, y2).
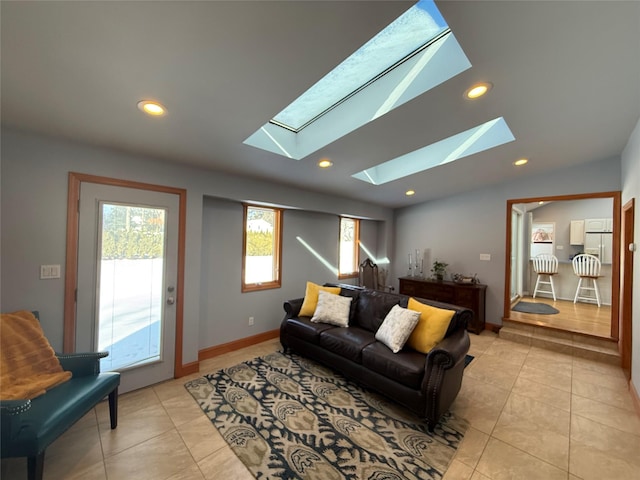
(398, 277, 487, 334)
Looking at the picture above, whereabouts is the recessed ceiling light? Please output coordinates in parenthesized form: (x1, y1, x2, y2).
(137, 100, 166, 116)
(405, 189, 416, 196)
(465, 82, 492, 99)
(513, 158, 528, 166)
(318, 158, 333, 168)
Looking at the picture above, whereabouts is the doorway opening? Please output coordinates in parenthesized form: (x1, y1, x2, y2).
(503, 192, 621, 340)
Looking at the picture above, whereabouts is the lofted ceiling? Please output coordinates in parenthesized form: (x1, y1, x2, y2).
(2, 1, 639, 208)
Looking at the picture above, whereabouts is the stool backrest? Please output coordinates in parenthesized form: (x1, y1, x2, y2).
(533, 254, 558, 274)
(572, 254, 601, 277)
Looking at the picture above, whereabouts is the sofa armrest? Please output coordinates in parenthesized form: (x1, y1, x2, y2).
(0, 399, 32, 416)
(283, 298, 304, 318)
(56, 352, 108, 376)
(426, 328, 470, 370)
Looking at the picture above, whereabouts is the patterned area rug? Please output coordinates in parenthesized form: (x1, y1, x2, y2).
(185, 351, 469, 480)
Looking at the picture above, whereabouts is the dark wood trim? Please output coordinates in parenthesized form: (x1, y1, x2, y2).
(198, 329, 280, 361)
(485, 322, 502, 334)
(621, 199, 634, 379)
(64, 172, 187, 380)
(503, 191, 622, 343)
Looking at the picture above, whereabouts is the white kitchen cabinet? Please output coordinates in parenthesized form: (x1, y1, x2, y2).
(605, 218, 613, 232)
(570, 220, 585, 245)
(584, 218, 609, 232)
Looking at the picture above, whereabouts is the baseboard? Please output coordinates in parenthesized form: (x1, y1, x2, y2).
(485, 322, 501, 333)
(630, 380, 640, 419)
(175, 360, 199, 378)
(198, 329, 280, 361)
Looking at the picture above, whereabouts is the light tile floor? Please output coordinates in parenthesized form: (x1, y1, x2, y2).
(2, 332, 639, 480)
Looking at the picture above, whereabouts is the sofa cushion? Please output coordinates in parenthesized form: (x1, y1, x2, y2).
(406, 298, 455, 353)
(375, 305, 421, 353)
(338, 287, 361, 323)
(361, 342, 426, 390)
(319, 327, 375, 363)
(311, 290, 352, 327)
(353, 290, 404, 332)
(299, 282, 341, 317)
(284, 317, 335, 345)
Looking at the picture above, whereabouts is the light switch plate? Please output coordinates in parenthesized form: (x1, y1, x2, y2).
(479, 253, 491, 261)
(40, 264, 61, 279)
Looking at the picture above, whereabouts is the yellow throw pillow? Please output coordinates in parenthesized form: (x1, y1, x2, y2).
(406, 297, 455, 354)
(299, 282, 341, 317)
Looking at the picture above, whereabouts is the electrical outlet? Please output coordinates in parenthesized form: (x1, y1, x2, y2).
(249, 316, 255, 326)
(479, 254, 491, 261)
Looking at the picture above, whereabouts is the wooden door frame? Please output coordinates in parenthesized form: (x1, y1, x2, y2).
(620, 198, 634, 379)
(64, 172, 188, 377)
(503, 191, 621, 339)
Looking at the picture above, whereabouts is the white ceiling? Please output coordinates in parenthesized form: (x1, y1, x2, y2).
(2, 1, 639, 208)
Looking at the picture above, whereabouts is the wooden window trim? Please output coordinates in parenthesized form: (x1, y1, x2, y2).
(338, 217, 360, 280)
(241, 204, 283, 292)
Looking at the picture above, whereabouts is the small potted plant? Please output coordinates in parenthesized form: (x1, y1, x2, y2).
(431, 260, 448, 282)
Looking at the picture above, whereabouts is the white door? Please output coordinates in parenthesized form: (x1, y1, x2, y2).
(77, 183, 179, 393)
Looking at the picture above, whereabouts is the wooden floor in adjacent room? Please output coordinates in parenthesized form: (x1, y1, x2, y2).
(509, 295, 612, 338)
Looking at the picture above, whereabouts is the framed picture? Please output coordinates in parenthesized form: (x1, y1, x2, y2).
(531, 223, 554, 243)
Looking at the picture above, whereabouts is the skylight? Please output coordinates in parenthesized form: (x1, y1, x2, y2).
(352, 118, 516, 185)
(272, 0, 448, 132)
(244, 0, 472, 160)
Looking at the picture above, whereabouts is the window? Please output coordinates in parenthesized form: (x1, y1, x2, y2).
(338, 217, 360, 279)
(242, 205, 283, 292)
(244, 0, 472, 160)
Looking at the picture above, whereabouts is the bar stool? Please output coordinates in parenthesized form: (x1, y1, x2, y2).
(532, 254, 558, 301)
(572, 254, 601, 307)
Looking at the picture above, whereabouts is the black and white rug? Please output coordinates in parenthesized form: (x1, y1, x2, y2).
(185, 351, 469, 479)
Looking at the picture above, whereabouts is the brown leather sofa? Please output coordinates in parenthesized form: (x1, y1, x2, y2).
(280, 284, 471, 431)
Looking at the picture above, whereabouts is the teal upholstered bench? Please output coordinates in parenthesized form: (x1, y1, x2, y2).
(1, 330, 120, 480)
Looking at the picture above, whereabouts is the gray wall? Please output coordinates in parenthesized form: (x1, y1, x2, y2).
(0, 128, 393, 365)
(621, 116, 640, 397)
(393, 156, 622, 326)
(199, 197, 381, 348)
(530, 198, 613, 262)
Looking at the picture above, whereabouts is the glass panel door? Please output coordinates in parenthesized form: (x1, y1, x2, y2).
(77, 183, 178, 393)
(97, 203, 166, 371)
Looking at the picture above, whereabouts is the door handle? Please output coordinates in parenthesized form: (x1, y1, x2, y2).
(167, 296, 175, 305)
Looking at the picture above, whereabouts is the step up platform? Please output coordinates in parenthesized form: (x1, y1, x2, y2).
(499, 319, 620, 365)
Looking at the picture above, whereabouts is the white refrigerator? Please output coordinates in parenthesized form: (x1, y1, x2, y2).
(584, 232, 613, 264)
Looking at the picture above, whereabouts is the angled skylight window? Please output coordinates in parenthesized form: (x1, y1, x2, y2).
(244, 0, 471, 160)
(352, 117, 516, 185)
(272, 0, 448, 132)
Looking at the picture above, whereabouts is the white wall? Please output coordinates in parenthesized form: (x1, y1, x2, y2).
(621, 116, 640, 396)
(393, 156, 622, 326)
(0, 128, 393, 366)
